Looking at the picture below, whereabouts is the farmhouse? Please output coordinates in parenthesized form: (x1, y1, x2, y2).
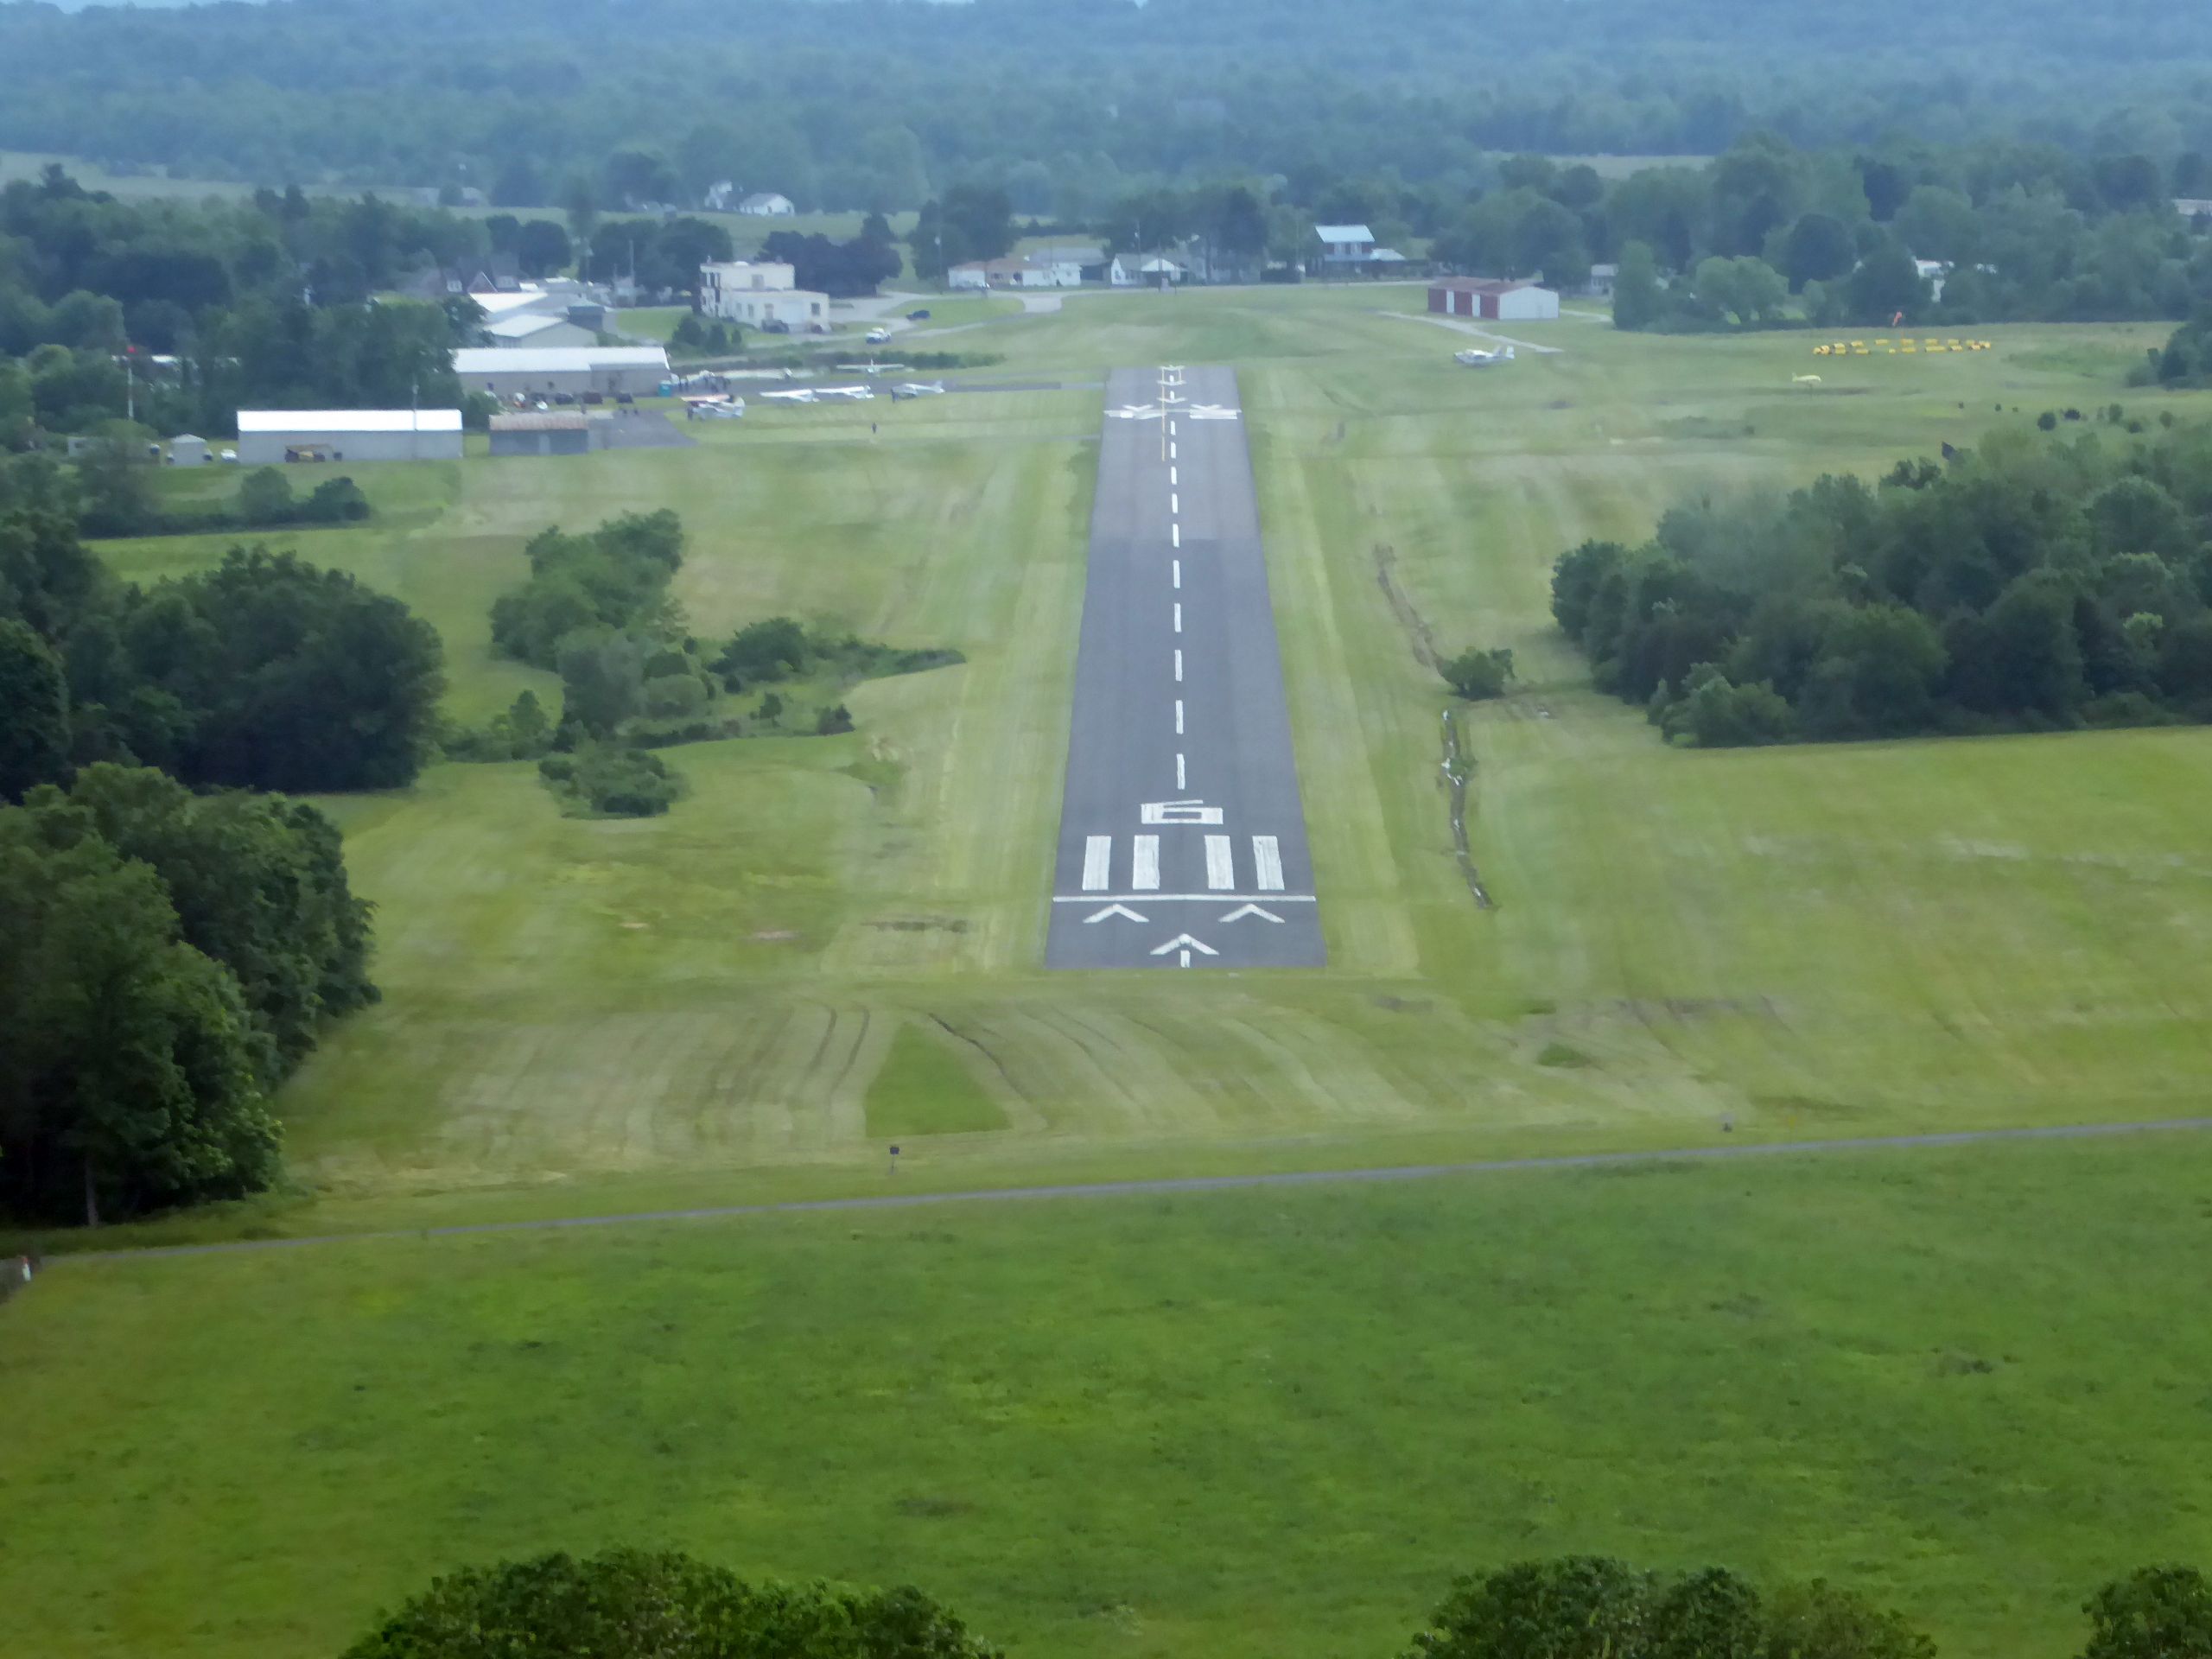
(1314, 223, 1376, 264)
(454, 346, 671, 400)
(1109, 252, 1186, 287)
(1428, 277, 1560, 321)
(235, 409, 462, 466)
(738, 192, 796, 217)
(949, 251, 1095, 289)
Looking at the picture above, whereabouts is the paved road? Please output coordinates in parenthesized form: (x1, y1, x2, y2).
(54, 1116, 2212, 1264)
(1044, 365, 1325, 969)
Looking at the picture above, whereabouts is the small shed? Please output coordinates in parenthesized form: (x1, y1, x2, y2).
(1428, 278, 1560, 321)
(490, 411, 597, 457)
(168, 434, 210, 467)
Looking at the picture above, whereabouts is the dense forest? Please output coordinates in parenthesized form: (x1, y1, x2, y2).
(1547, 416, 2212, 747)
(7, 0, 2212, 212)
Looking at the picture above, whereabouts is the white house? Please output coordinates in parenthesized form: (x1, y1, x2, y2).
(1109, 253, 1186, 287)
(738, 192, 796, 217)
(697, 260, 829, 328)
(1028, 245, 1108, 283)
(236, 410, 462, 466)
(1313, 223, 1377, 268)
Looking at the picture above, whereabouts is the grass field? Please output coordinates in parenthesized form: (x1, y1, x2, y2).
(52, 291, 2212, 1247)
(14, 281, 2212, 1659)
(8, 1133, 2212, 1659)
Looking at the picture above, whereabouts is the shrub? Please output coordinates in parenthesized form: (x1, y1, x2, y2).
(340, 1548, 1001, 1659)
(1441, 645, 1515, 700)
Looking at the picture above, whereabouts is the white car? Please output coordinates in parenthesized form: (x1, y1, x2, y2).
(865, 327, 892, 345)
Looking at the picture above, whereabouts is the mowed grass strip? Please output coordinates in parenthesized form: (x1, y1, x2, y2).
(6, 1135, 2211, 1659)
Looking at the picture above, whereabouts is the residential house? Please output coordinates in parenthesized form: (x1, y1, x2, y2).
(739, 192, 797, 217)
(1110, 253, 1186, 287)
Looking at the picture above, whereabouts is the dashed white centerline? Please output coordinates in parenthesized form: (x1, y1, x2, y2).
(1170, 442, 1178, 460)
(1170, 466, 1178, 486)
(1172, 523, 1179, 548)
(1176, 752, 1187, 790)
(1175, 698, 1185, 734)
(1171, 493, 1179, 515)
(1174, 649, 1183, 682)
(1173, 602, 1182, 632)
(1172, 559, 1181, 588)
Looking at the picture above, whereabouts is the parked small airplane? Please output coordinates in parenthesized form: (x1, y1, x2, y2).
(685, 397, 745, 420)
(1453, 345, 1516, 367)
(892, 380, 947, 400)
(760, 387, 817, 404)
(814, 385, 875, 401)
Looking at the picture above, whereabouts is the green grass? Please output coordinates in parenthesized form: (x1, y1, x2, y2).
(48, 296, 2212, 1250)
(7, 1134, 2212, 1659)
(863, 1021, 1011, 1138)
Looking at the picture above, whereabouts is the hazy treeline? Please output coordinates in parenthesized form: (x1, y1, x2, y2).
(9, 0, 2212, 213)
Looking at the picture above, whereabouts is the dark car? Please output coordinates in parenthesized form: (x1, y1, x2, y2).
(906, 308, 931, 321)
(615, 392, 635, 405)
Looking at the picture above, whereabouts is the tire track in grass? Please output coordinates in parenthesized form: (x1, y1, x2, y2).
(67, 1116, 2212, 1262)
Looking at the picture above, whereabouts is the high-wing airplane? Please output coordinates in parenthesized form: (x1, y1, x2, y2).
(760, 388, 818, 404)
(813, 385, 875, 401)
(1453, 345, 1516, 367)
(892, 381, 947, 400)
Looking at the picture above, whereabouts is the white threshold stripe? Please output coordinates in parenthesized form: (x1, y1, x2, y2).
(1205, 835, 1235, 889)
(1082, 835, 1112, 891)
(1253, 835, 1285, 892)
(1053, 893, 1317, 904)
(1131, 836, 1160, 891)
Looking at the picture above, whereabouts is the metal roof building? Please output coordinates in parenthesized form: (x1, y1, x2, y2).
(234, 409, 462, 466)
(454, 346, 671, 399)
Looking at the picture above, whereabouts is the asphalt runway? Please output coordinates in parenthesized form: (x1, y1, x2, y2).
(1044, 365, 1325, 970)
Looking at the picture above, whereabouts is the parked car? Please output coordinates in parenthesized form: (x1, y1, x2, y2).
(865, 327, 891, 344)
(761, 318, 792, 334)
(906, 308, 931, 321)
(615, 392, 635, 405)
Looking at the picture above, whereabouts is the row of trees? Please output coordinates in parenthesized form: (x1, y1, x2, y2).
(2, 166, 478, 440)
(1547, 418, 2212, 747)
(1413, 137, 2212, 328)
(0, 765, 375, 1224)
(339, 1548, 2212, 1658)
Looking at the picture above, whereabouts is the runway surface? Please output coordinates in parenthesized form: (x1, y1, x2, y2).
(1045, 365, 1325, 969)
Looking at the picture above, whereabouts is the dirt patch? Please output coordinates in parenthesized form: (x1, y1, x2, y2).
(867, 917, 970, 933)
(1374, 544, 1440, 671)
(751, 929, 798, 943)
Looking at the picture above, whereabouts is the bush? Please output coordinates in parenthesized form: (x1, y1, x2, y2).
(340, 1549, 1001, 1659)
(540, 742, 680, 817)
(1662, 671, 1796, 747)
(1441, 645, 1515, 700)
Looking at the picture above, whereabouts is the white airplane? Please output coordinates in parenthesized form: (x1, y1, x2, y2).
(814, 385, 875, 402)
(759, 387, 817, 404)
(687, 398, 745, 420)
(892, 380, 947, 400)
(1453, 345, 1516, 367)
